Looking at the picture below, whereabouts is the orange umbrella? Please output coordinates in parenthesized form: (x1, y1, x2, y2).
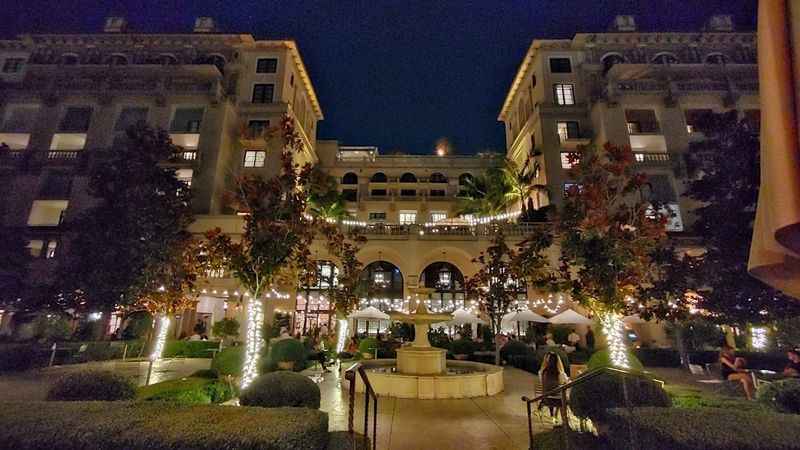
(749, 0, 800, 299)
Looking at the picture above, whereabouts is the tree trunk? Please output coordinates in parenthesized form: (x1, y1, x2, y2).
(241, 295, 265, 389)
(91, 310, 112, 341)
(599, 312, 631, 369)
(674, 323, 689, 368)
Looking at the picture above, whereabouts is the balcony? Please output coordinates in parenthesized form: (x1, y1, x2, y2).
(170, 133, 200, 150)
(633, 152, 671, 167)
(50, 133, 86, 151)
(0, 133, 30, 150)
(628, 134, 667, 152)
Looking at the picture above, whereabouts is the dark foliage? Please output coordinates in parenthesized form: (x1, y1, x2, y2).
(47, 370, 136, 401)
(240, 371, 321, 409)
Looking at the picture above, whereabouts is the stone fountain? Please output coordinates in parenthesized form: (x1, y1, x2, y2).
(342, 288, 504, 399)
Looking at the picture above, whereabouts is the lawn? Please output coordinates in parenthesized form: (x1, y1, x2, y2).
(663, 383, 764, 412)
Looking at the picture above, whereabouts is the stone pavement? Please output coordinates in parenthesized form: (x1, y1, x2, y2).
(307, 364, 553, 450)
(0, 358, 211, 402)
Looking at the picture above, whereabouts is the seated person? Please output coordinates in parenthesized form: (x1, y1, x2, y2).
(720, 344, 754, 400)
(783, 349, 800, 377)
(346, 336, 359, 354)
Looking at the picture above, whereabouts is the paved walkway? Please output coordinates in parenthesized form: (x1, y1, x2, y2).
(0, 358, 211, 402)
(307, 364, 552, 450)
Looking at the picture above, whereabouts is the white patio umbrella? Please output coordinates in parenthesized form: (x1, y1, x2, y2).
(449, 308, 486, 326)
(502, 308, 549, 336)
(348, 306, 391, 335)
(547, 308, 593, 325)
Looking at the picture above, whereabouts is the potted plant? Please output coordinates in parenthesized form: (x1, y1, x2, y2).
(358, 337, 379, 360)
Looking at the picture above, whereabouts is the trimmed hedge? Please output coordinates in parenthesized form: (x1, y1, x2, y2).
(163, 340, 221, 358)
(137, 377, 234, 404)
(47, 370, 137, 401)
(634, 348, 682, 367)
(240, 371, 321, 409)
(0, 401, 329, 450)
(587, 349, 644, 371)
(606, 407, 800, 450)
(211, 346, 244, 377)
(0, 343, 50, 371)
(262, 338, 307, 372)
(450, 338, 477, 355)
(570, 372, 670, 422)
(358, 337, 379, 356)
(757, 379, 800, 414)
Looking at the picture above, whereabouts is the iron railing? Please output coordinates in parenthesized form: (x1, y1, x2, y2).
(521, 366, 663, 450)
(344, 362, 378, 450)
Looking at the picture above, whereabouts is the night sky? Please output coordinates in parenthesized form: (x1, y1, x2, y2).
(2, 1, 757, 154)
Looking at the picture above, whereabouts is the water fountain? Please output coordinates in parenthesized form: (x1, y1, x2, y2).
(342, 289, 503, 399)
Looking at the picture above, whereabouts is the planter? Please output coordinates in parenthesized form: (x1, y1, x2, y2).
(361, 352, 374, 360)
(277, 361, 295, 370)
(454, 354, 469, 360)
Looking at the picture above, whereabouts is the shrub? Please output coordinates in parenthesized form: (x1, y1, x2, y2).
(240, 372, 321, 409)
(606, 407, 800, 450)
(211, 318, 240, 342)
(0, 343, 50, 371)
(47, 370, 136, 401)
(122, 312, 152, 340)
(548, 325, 572, 345)
(163, 340, 221, 358)
(0, 401, 329, 450)
(211, 347, 244, 377)
(427, 328, 451, 349)
(450, 338, 476, 355)
(587, 349, 644, 371)
(191, 368, 220, 379)
(500, 340, 532, 359)
(30, 314, 72, 342)
(268, 338, 307, 370)
(570, 372, 670, 422)
(757, 379, 800, 414)
(358, 337, 379, 356)
(634, 348, 681, 367)
(138, 377, 234, 404)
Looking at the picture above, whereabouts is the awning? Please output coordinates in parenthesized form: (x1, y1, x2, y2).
(547, 308, 593, 325)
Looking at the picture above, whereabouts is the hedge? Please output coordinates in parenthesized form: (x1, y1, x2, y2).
(211, 346, 244, 377)
(47, 370, 136, 401)
(137, 376, 234, 404)
(262, 338, 307, 372)
(757, 379, 800, 414)
(162, 340, 221, 358)
(587, 349, 644, 371)
(240, 371, 321, 409)
(570, 371, 670, 422)
(634, 348, 682, 367)
(0, 402, 329, 450)
(0, 343, 51, 371)
(606, 407, 800, 450)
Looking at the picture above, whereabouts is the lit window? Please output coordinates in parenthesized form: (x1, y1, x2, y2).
(27, 200, 68, 226)
(368, 212, 386, 222)
(252, 83, 274, 104)
(243, 150, 266, 168)
(560, 152, 579, 169)
(625, 110, 659, 134)
(430, 211, 447, 223)
(549, 57, 572, 73)
(553, 84, 575, 105)
(176, 168, 193, 187)
(2, 58, 25, 73)
(256, 58, 278, 74)
(246, 120, 270, 138)
(557, 121, 579, 142)
(27, 240, 44, 257)
(399, 211, 417, 225)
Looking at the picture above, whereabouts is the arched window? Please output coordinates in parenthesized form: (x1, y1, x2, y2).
(341, 172, 358, 184)
(400, 172, 417, 183)
(420, 262, 465, 312)
(652, 52, 679, 65)
(108, 54, 128, 66)
(458, 173, 473, 186)
(705, 53, 728, 65)
(429, 172, 448, 183)
(159, 53, 178, 66)
(295, 260, 339, 334)
(370, 172, 388, 183)
(601, 53, 626, 75)
(60, 53, 79, 65)
(207, 54, 226, 74)
(357, 261, 404, 313)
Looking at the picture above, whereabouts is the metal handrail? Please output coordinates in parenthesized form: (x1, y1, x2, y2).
(521, 366, 663, 450)
(344, 362, 378, 450)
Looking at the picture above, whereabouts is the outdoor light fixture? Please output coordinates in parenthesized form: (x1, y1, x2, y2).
(438, 264, 452, 288)
(751, 326, 768, 350)
(373, 253, 390, 288)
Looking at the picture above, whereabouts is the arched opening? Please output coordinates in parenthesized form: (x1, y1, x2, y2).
(429, 172, 448, 183)
(207, 54, 226, 74)
(295, 260, 339, 334)
(601, 53, 626, 75)
(159, 53, 178, 66)
(400, 172, 417, 183)
(341, 172, 358, 184)
(651, 52, 679, 65)
(705, 53, 728, 65)
(108, 54, 128, 66)
(60, 53, 79, 65)
(420, 261, 466, 312)
(356, 261, 404, 313)
(370, 172, 388, 183)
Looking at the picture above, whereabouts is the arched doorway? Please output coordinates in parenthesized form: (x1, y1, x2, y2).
(356, 261, 404, 312)
(295, 260, 339, 334)
(419, 262, 466, 312)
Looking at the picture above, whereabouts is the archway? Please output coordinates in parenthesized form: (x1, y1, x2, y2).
(419, 261, 466, 312)
(356, 261, 404, 312)
(295, 260, 339, 334)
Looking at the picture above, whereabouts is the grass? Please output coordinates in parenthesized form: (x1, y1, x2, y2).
(663, 383, 765, 412)
(137, 376, 235, 404)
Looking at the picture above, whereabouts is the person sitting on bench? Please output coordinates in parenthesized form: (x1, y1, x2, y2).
(720, 344, 754, 400)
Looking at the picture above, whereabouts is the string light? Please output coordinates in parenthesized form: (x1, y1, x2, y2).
(241, 297, 265, 389)
(600, 313, 630, 369)
(751, 327, 768, 350)
(467, 210, 521, 225)
(336, 319, 348, 354)
(150, 315, 170, 361)
(532, 293, 565, 314)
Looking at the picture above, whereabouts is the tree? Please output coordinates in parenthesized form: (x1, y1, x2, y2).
(683, 112, 800, 324)
(553, 142, 668, 368)
(499, 158, 542, 220)
(212, 318, 240, 345)
(308, 167, 348, 220)
(0, 225, 32, 307)
(56, 123, 194, 338)
(205, 115, 315, 388)
(456, 168, 508, 216)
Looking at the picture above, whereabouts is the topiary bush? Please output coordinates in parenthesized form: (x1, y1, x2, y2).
(138, 377, 234, 404)
(358, 337, 379, 357)
(569, 372, 670, 423)
(267, 338, 307, 371)
(211, 346, 244, 377)
(757, 379, 800, 414)
(587, 349, 644, 371)
(47, 370, 136, 401)
(240, 371, 321, 409)
(450, 338, 476, 356)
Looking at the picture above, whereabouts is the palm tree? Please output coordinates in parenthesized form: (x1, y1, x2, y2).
(455, 168, 508, 216)
(499, 158, 537, 218)
(308, 167, 349, 220)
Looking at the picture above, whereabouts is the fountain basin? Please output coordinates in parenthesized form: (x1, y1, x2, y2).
(396, 347, 446, 375)
(342, 359, 504, 399)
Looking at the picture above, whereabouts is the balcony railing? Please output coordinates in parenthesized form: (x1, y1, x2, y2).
(632, 152, 670, 166)
(339, 223, 550, 240)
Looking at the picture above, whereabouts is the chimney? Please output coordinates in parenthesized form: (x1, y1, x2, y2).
(194, 17, 217, 33)
(103, 17, 127, 33)
(705, 15, 734, 32)
(610, 15, 637, 32)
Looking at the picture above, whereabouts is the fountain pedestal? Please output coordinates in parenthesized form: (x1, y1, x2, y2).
(397, 347, 446, 375)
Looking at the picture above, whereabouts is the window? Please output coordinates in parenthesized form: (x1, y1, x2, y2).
(252, 83, 274, 104)
(342, 189, 357, 201)
(370, 172, 388, 183)
(2, 105, 38, 133)
(60, 54, 79, 65)
(625, 109, 659, 134)
(58, 107, 92, 132)
(246, 120, 270, 138)
(243, 150, 266, 168)
(430, 211, 447, 222)
(370, 189, 387, 196)
(557, 121, 580, 142)
(399, 172, 417, 183)
(601, 54, 625, 75)
(400, 189, 416, 197)
(27, 200, 68, 226)
(553, 84, 575, 105)
(684, 109, 714, 134)
(256, 58, 278, 74)
(399, 211, 417, 225)
(560, 152, 579, 169)
(429, 173, 447, 183)
(430, 189, 446, 197)
(652, 53, 678, 65)
(549, 57, 572, 73)
(2, 58, 25, 73)
(368, 212, 386, 222)
(705, 53, 727, 65)
(341, 172, 358, 184)
(108, 54, 128, 66)
(170, 107, 204, 132)
(114, 107, 148, 131)
(176, 168, 193, 187)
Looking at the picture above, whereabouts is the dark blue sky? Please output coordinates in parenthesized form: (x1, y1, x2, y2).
(2, 1, 757, 154)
